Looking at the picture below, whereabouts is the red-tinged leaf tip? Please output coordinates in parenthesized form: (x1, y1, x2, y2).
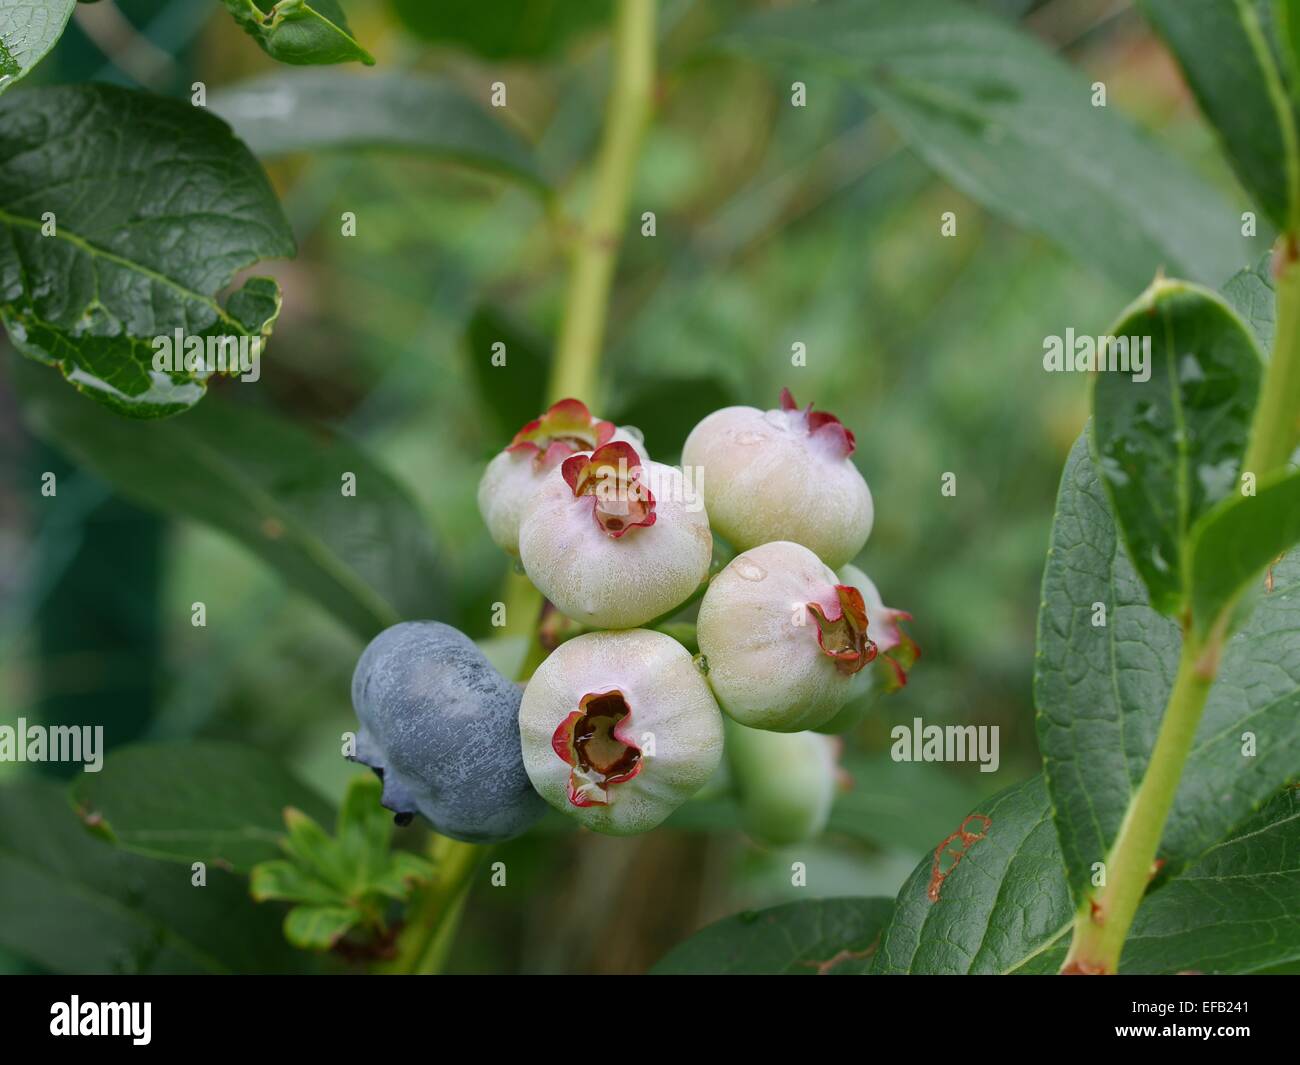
(777, 387, 856, 458)
(807, 584, 877, 676)
(561, 441, 656, 538)
(506, 397, 616, 469)
(553, 690, 643, 807)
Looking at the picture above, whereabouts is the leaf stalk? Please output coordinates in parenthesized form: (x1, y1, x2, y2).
(548, 0, 657, 405)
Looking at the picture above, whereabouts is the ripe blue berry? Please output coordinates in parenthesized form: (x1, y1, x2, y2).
(350, 621, 546, 843)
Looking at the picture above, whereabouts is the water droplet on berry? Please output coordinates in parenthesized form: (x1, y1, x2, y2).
(735, 559, 767, 582)
(733, 429, 767, 445)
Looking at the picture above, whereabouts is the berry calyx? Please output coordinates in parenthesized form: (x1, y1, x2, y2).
(519, 629, 724, 835)
(560, 440, 656, 537)
(806, 584, 877, 675)
(779, 387, 856, 459)
(837, 563, 919, 693)
(507, 397, 615, 469)
(811, 565, 920, 734)
(518, 459, 711, 629)
(477, 399, 648, 555)
(550, 690, 643, 806)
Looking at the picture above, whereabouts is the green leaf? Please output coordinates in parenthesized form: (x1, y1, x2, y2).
(1140, 0, 1299, 229)
(1035, 431, 1300, 905)
(720, 0, 1249, 290)
(71, 741, 335, 873)
(1189, 468, 1300, 635)
(1223, 252, 1277, 352)
(334, 771, 391, 871)
(1280, 0, 1300, 98)
(0, 84, 294, 418)
(249, 859, 342, 906)
(1108, 787, 1300, 974)
(283, 904, 359, 950)
(464, 305, 552, 442)
(371, 850, 436, 901)
(1090, 279, 1263, 615)
(871, 775, 1300, 973)
(0, 0, 76, 94)
(651, 898, 893, 975)
(250, 776, 431, 913)
(223, 0, 374, 66)
(0, 778, 314, 973)
(334, 773, 435, 897)
(871, 776, 1070, 974)
(17, 359, 445, 639)
(390, 0, 610, 60)
(280, 806, 353, 891)
(209, 72, 547, 191)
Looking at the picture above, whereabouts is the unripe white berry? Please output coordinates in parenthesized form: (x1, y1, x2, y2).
(518, 443, 711, 628)
(681, 388, 872, 567)
(697, 540, 874, 731)
(519, 629, 724, 835)
(477, 398, 647, 554)
(725, 719, 840, 845)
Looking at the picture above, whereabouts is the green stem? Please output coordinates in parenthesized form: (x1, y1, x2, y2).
(1242, 238, 1300, 478)
(548, 0, 656, 405)
(390, 0, 658, 976)
(381, 835, 483, 975)
(1061, 625, 1220, 974)
(1064, 228, 1300, 974)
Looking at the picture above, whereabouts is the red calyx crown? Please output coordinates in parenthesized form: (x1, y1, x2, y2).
(780, 387, 856, 459)
(806, 585, 877, 676)
(506, 398, 616, 470)
(551, 690, 643, 807)
(809, 582, 920, 691)
(561, 440, 656, 538)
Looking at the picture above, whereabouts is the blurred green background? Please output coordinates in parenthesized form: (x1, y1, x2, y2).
(0, 0, 1258, 973)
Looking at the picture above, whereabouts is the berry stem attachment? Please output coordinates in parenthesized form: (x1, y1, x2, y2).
(548, 0, 657, 406)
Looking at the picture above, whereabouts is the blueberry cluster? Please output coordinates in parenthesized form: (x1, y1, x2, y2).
(351, 392, 915, 844)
